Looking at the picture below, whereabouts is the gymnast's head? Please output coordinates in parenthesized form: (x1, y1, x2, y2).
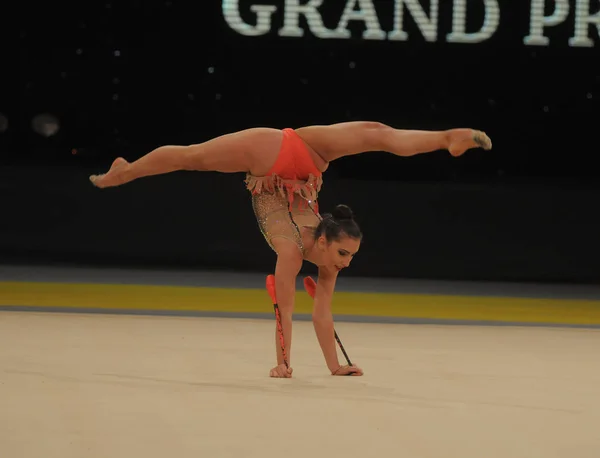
(314, 204, 362, 272)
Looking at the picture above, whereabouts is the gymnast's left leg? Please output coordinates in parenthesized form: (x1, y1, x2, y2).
(294, 121, 492, 163)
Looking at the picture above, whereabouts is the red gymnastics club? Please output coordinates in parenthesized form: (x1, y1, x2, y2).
(266, 274, 289, 369)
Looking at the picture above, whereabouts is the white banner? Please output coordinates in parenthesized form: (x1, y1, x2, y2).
(222, 0, 599, 47)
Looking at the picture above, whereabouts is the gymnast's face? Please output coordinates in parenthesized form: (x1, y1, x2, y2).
(320, 235, 361, 272)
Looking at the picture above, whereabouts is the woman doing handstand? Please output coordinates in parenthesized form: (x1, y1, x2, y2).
(89, 121, 492, 378)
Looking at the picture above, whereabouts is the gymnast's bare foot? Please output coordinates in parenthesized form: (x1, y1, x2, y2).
(447, 129, 492, 157)
(89, 157, 129, 188)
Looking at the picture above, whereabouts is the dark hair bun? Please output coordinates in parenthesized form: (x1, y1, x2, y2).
(332, 204, 354, 221)
(314, 204, 362, 241)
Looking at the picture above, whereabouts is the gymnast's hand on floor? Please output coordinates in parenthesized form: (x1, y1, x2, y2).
(332, 365, 364, 376)
(270, 363, 293, 378)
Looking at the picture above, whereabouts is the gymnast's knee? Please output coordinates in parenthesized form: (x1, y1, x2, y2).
(359, 121, 390, 131)
(357, 122, 394, 150)
(179, 145, 210, 171)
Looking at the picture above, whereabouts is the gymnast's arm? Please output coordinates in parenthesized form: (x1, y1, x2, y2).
(271, 240, 304, 377)
(312, 268, 342, 373)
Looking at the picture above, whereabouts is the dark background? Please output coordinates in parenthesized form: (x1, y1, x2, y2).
(6, 0, 599, 283)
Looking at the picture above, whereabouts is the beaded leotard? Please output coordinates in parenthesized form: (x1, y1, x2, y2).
(245, 128, 323, 255)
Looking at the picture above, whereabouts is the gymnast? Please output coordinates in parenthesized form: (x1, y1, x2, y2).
(89, 121, 492, 378)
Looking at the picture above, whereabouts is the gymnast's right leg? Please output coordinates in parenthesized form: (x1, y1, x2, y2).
(89, 128, 283, 188)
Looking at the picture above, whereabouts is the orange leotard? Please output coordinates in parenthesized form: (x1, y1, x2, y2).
(264, 128, 322, 183)
(245, 128, 324, 255)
